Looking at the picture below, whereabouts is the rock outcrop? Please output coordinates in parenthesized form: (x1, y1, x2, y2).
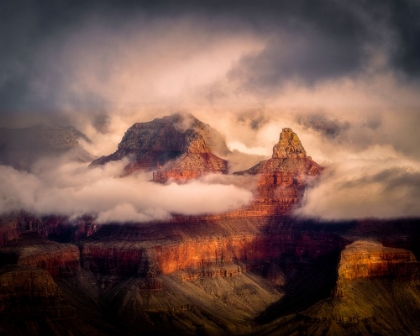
(234, 128, 323, 216)
(91, 113, 229, 179)
(253, 240, 420, 336)
(337, 240, 419, 281)
(0, 232, 80, 278)
(272, 128, 307, 158)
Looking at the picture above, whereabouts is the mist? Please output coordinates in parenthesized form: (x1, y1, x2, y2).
(1, 1, 420, 221)
(0, 156, 253, 223)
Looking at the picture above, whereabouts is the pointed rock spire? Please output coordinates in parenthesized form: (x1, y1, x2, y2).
(272, 128, 307, 159)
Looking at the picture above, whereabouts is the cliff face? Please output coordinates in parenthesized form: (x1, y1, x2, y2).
(0, 265, 75, 317)
(337, 240, 419, 281)
(80, 219, 345, 281)
(0, 232, 80, 278)
(234, 128, 323, 216)
(272, 128, 307, 158)
(91, 113, 229, 179)
(253, 240, 420, 336)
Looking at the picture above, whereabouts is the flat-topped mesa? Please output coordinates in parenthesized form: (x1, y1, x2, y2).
(90, 113, 229, 179)
(272, 128, 307, 159)
(337, 240, 419, 282)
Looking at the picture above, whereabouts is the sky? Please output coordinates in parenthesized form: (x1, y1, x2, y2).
(1, 0, 420, 221)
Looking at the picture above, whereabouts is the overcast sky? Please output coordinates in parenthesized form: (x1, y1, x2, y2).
(1, 0, 420, 221)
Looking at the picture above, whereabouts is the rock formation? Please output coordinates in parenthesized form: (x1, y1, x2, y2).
(0, 231, 80, 278)
(80, 219, 345, 281)
(91, 113, 229, 179)
(0, 125, 91, 170)
(254, 240, 420, 336)
(272, 128, 307, 158)
(234, 128, 323, 216)
(2, 115, 420, 335)
(337, 240, 418, 281)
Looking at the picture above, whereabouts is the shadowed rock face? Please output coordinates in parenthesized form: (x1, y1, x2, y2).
(254, 240, 420, 336)
(234, 128, 323, 216)
(90, 113, 229, 178)
(0, 232, 80, 278)
(0, 265, 75, 316)
(0, 125, 91, 170)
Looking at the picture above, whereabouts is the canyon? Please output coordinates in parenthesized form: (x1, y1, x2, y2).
(0, 113, 419, 335)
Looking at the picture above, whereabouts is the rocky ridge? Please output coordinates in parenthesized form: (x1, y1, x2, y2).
(91, 113, 229, 178)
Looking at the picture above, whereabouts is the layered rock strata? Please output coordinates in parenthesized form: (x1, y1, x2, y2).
(91, 113, 228, 179)
(234, 128, 323, 216)
(254, 240, 420, 335)
(337, 240, 419, 282)
(0, 232, 80, 278)
(0, 265, 75, 318)
(80, 219, 345, 282)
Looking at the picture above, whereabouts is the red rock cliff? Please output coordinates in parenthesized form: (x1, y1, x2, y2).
(337, 240, 419, 281)
(80, 219, 344, 280)
(233, 128, 322, 216)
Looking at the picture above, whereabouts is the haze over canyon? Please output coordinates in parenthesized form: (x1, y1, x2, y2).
(1, 1, 420, 335)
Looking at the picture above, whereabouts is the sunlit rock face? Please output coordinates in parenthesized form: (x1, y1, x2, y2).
(255, 240, 420, 335)
(234, 128, 323, 216)
(272, 128, 307, 159)
(337, 240, 418, 281)
(80, 219, 345, 280)
(91, 113, 229, 179)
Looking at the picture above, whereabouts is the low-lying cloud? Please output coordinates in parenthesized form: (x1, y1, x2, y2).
(295, 157, 420, 220)
(2, 1, 420, 223)
(0, 156, 253, 223)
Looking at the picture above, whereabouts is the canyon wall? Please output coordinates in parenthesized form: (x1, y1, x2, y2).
(0, 232, 80, 278)
(337, 240, 419, 281)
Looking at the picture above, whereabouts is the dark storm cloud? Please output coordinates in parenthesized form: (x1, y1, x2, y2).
(1, 0, 419, 113)
(296, 113, 350, 139)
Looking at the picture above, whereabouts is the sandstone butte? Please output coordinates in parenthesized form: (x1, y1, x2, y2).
(78, 127, 328, 281)
(90, 113, 229, 178)
(230, 127, 323, 217)
(78, 120, 331, 282)
(92, 114, 323, 217)
(337, 240, 419, 282)
(255, 240, 420, 335)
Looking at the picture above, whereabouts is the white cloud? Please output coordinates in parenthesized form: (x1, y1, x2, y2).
(0, 157, 253, 223)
